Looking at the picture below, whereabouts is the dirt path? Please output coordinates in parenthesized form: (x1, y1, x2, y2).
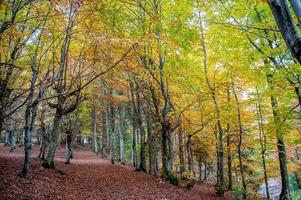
(0, 145, 227, 200)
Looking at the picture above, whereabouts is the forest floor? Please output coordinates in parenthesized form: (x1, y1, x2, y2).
(0, 144, 228, 200)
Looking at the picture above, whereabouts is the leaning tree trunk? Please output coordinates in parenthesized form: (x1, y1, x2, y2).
(268, 0, 301, 64)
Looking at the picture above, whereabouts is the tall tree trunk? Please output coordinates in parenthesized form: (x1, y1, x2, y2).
(132, 122, 137, 168)
(232, 82, 247, 199)
(146, 110, 152, 174)
(226, 86, 232, 191)
(226, 131, 232, 191)
(256, 89, 270, 200)
(92, 108, 98, 154)
(152, 0, 173, 179)
(135, 90, 146, 172)
(109, 104, 115, 164)
(197, 7, 224, 195)
(101, 103, 107, 158)
(119, 106, 125, 164)
(179, 123, 185, 178)
(267, 74, 291, 200)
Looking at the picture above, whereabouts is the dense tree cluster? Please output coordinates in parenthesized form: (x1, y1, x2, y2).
(1, 0, 301, 199)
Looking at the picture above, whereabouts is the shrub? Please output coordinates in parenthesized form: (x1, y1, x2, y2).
(166, 172, 179, 186)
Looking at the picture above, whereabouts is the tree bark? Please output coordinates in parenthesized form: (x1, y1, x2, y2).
(92, 108, 98, 154)
(109, 104, 115, 164)
(197, 7, 224, 195)
(232, 82, 247, 199)
(44, 112, 62, 168)
(267, 74, 291, 200)
(268, 0, 301, 64)
(101, 102, 107, 158)
(64, 129, 73, 164)
(119, 106, 125, 164)
(256, 88, 270, 200)
(179, 122, 185, 178)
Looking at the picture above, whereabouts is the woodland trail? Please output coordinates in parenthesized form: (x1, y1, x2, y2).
(0, 145, 227, 200)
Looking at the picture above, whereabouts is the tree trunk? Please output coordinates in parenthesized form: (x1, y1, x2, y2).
(167, 129, 174, 172)
(179, 123, 185, 178)
(226, 133, 232, 191)
(232, 82, 247, 199)
(153, 136, 159, 176)
(132, 123, 137, 168)
(267, 74, 291, 200)
(135, 90, 146, 172)
(119, 106, 125, 164)
(256, 88, 270, 200)
(109, 104, 115, 164)
(64, 130, 73, 164)
(146, 110, 152, 174)
(44, 112, 62, 169)
(197, 7, 224, 195)
(203, 161, 208, 181)
(92, 108, 98, 154)
(20, 103, 38, 176)
(161, 126, 169, 177)
(101, 103, 107, 158)
(268, 0, 301, 64)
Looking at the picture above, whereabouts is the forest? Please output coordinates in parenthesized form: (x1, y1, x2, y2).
(0, 0, 301, 200)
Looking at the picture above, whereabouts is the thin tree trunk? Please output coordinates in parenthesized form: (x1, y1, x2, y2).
(267, 74, 291, 200)
(119, 106, 125, 164)
(101, 103, 107, 158)
(256, 88, 270, 200)
(109, 104, 115, 164)
(179, 123, 185, 178)
(92, 108, 98, 154)
(135, 90, 146, 172)
(146, 110, 152, 174)
(132, 123, 137, 168)
(197, 7, 224, 195)
(232, 82, 247, 199)
(226, 86, 232, 191)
